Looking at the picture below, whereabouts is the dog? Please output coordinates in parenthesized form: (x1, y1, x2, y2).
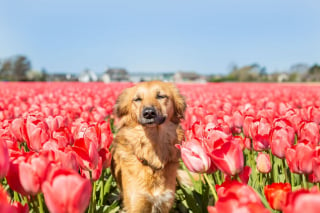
(111, 81, 186, 213)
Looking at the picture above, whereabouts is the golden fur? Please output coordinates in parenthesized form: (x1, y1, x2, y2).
(111, 81, 186, 213)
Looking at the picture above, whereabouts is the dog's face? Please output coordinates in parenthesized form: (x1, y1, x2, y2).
(114, 81, 186, 127)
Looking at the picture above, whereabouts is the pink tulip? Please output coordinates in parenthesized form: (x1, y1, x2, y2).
(51, 127, 74, 148)
(311, 148, 320, 182)
(282, 187, 320, 213)
(298, 121, 319, 146)
(10, 118, 27, 142)
(256, 152, 271, 173)
(176, 139, 212, 173)
(270, 125, 295, 159)
(0, 139, 9, 179)
(25, 118, 50, 151)
(286, 141, 314, 174)
(18, 151, 51, 195)
(42, 169, 92, 213)
(250, 118, 271, 151)
(210, 141, 244, 176)
(45, 115, 67, 133)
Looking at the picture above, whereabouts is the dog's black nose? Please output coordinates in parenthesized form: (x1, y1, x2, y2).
(142, 107, 157, 119)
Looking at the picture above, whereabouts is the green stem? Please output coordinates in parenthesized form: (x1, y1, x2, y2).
(91, 180, 97, 213)
(32, 196, 40, 213)
(37, 194, 44, 213)
(268, 150, 275, 183)
(203, 174, 218, 203)
(291, 172, 295, 190)
(13, 191, 20, 202)
(99, 178, 104, 206)
(282, 158, 290, 183)
(301, 174, 308, 189)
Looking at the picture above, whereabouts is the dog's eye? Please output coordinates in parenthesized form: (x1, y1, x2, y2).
(156, 94, 167, 99)
(133, 97, 142, 102)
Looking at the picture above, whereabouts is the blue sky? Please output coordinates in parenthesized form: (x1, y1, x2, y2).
(1, 0, 319, 74)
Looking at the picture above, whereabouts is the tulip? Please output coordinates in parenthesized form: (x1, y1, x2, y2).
(176, 139, 212, 173)
(52, 127, 74, 148)
(0, 184, 12, 212)
(210, 141, 244, 176)
(6, 152, 29, 196)
(311, 147, 320, 182)
(10, 118, 27, 142)
(250, 118, 271, 151)
(298, 121, 319, 146)
(285, 141, 314, 174)
(282, 187, 320, 213)
(0, 139, 9, 179)
(270, 126, 295, 159)
(1, 178, 29, 213)
(209, 180, 269, 213)
(42, 168, 92, 213)
(264, 182, 291, 211)
(18, 152, 51, 195)
(72, 138, 99, 171)
(45, 115, 67, 133)
(25, 118, 50, 151)
(256, 152, 271, 173)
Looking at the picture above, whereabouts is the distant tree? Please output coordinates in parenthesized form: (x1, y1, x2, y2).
(308, 64, 320, 75)
(12, 55, 31, 81)
(0, 55, 31, 81)
(0, 59, 12, 80)
(290, 63, 309, 73)
(228, 63, 263, 82)
(306, 64, 320, 81)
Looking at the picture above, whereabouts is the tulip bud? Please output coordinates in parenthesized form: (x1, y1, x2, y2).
(256, 152, 271, 173)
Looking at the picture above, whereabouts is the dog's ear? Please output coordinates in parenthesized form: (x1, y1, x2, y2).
(170, 84, 186, 124)
(113, 87, 132, 118)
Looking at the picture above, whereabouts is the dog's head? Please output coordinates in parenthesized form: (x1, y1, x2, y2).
(114, 81, 186, 128)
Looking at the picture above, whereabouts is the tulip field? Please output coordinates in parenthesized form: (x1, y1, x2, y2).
(1, 82, 320, 213)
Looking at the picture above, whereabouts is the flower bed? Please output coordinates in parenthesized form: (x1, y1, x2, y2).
(1, 82, 320, 213)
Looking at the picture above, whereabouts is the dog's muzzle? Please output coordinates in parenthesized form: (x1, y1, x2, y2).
(140, 107, 166, 126)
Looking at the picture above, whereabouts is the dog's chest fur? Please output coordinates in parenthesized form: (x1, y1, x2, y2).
(112, 122, 184, 193)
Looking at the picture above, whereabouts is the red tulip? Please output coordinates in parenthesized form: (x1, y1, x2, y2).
(0, 184, 12, 212)
(0, 139, 9, 179)
(42, 168, 92, 213)
(6, 152, 29, 195)
(207, 200, 270, 213)
(282, 187, 320, 213)
(256, 152, 271, 174)
(210, 141, 244, 176)
(264, 182, 291, 210)
(209, 180, 269, 213)
(285, 141, 314, 174)
(72, 138, 99, 171)
(176, 139, 212, 173)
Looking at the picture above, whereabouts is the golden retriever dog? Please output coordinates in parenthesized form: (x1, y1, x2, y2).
(111, 81, 186, 213)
